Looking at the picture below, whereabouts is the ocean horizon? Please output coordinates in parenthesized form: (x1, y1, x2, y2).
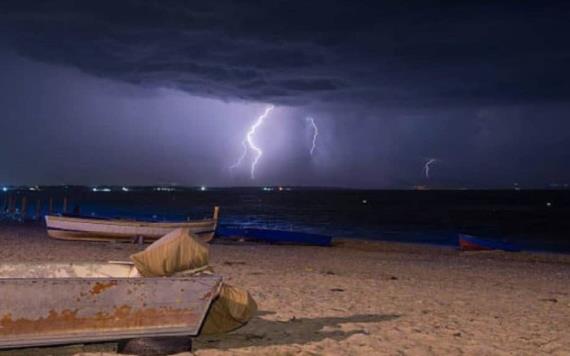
(2, 186, 569, 253)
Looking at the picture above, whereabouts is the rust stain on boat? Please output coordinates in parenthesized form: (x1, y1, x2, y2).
(201, 289, 217, 301)
(89, 281, 118, 295)
(0, 305, 197, 336)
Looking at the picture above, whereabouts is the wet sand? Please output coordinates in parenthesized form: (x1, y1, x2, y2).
(1, 223, 569, 355)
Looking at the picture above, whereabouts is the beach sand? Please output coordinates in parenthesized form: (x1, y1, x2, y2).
(0, 223, 569, 355)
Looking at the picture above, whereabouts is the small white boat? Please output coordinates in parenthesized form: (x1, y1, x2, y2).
(45, 207, 219, 242)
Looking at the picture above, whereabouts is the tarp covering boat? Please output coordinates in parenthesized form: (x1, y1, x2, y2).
(216, 227, 332, 246)
(130, 228, 210, 277)
(129, 228, 258, 335)
(201, 283, 258, 335)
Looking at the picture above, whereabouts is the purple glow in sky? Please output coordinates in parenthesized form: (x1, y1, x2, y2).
(0, 2, 570, 188)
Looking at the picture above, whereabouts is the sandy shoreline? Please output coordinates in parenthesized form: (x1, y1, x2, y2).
(1, 223, 569, 355)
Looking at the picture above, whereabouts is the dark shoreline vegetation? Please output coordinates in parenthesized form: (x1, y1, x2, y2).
(1, 187, 570, 253)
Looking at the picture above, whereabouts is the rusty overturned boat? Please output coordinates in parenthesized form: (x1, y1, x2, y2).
(45, 207, 219, 243)
(0, 262, 222, 349)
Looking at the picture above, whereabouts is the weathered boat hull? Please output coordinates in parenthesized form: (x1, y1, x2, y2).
(0, 263, 221, 349)
(45, 207, 219, 243)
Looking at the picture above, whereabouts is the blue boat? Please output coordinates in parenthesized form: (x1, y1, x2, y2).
(458, 234, 520, 252)
(215, 227, 332, 247)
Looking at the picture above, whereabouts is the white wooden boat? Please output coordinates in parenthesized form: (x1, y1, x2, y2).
(0, 262, 221, 349)
(45, 207, 219, 242)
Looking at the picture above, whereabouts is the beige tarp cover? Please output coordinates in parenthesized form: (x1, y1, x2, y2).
(130, 227, 257, 335)
(130, 228, 209, 277)
(201, 283, 257, 335)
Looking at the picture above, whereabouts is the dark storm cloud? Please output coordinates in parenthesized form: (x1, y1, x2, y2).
(1, 1, 570, 188)
(1, 1, 569, 107)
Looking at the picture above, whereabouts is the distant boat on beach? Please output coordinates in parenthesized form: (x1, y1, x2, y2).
(216, 227, 333, 246)
(45, 207, 219, 243)
(458, 234, 520, 252)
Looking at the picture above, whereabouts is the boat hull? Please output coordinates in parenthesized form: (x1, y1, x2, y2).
(216, 227, 332, 246)
(45, 208, 218, 242)
(0, 263, 222, 349)
(458, 234, 520, 252)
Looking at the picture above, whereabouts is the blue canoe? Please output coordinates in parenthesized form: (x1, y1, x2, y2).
(216, 227, 332, 247)
(458, 234, 520, 252)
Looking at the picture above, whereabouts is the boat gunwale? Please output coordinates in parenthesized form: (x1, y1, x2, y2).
(0, 275, 222, 282)
(45, 215, 217, 228)
(46, 229, 215, 242)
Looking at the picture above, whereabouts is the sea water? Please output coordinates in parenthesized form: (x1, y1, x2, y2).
(2, 187, 570, 253)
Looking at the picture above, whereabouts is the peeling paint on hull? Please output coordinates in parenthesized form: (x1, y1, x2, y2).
(0, 276, 221, 349)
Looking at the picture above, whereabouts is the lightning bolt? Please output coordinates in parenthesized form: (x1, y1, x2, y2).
(230, 105, 274, 179)
(247, 105, 274, 179)
(306, 116, 319, 156)
(424, 158, 437, 179)
(229, 140, 248, 171)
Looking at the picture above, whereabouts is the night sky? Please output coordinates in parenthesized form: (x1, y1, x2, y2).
(0, 1, 569, 188)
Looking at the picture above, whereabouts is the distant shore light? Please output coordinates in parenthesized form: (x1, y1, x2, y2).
(200, 186, 207, 191)
(93, 187, 111, 192)
(122, 187, 129, 192)
(154, 187, 175, 192)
